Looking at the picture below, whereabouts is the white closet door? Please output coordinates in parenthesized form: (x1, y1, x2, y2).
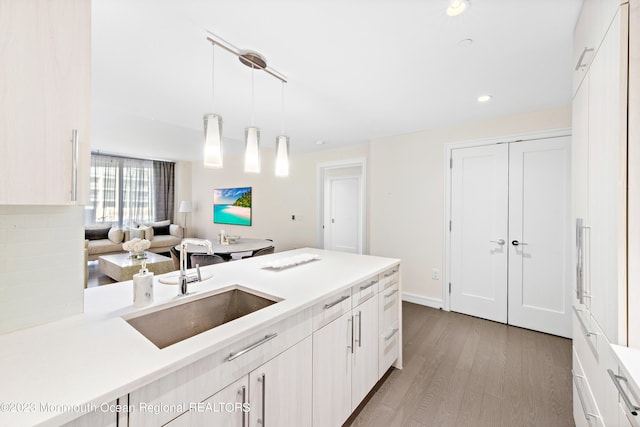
(507, 137, 572, 338)
(450, 144, 509, 323)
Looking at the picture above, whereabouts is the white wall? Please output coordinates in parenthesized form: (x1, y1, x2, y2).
(0, 205, 84, 333)
(190, 144, 370, 252)
(370, 106, 572, 307)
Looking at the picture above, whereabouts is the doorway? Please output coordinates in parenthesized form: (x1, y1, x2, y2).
(317, 159, 366, 254)
(446, 134, 572, 338)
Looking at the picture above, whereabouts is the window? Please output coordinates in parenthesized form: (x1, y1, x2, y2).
(85, 153, 175, 227)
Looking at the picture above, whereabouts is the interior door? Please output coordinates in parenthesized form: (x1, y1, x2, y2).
(325, 176, 361, 253)
(507, 137, 572, 338)
(450, 143, 509, 323)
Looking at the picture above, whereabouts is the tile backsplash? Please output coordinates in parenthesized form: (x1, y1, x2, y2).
(0, 205, 84, 334)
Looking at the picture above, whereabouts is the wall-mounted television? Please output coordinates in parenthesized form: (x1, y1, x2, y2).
(213, 187, 252, 226)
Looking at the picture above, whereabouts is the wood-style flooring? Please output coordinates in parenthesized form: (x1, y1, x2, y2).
(346, 302, 574, 427)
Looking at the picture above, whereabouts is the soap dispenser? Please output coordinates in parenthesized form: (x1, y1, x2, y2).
(133, 265, 154, 308)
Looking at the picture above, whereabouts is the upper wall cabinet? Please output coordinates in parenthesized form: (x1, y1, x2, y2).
(573, 0, 621, 96)
(0, 0, 90, 205)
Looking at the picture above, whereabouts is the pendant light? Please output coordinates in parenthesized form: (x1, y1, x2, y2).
(205, 32, 289, 175)
(244, 65, 261, 173)
(204, 44, 223, 168)
(275, 81, 290, 177)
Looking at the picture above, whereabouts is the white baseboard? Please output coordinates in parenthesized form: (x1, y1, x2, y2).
(401, 292, 443, 310)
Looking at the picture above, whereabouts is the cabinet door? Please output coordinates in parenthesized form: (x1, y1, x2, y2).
(352, 294, 378, 410)
(249, 336, 312, 427)
(0, 0, 90, 204)
(587, 4, 628, 345)
(168, 376, 249, 427)
(313, 311, 353, 427)
(572, 73, 591, 310)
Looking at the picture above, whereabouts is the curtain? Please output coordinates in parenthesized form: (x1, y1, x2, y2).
(153, 161, 175, 223)
(86, 153, 175, 227)
(86, 155, 119, 225)
(121, 157, 154, 227)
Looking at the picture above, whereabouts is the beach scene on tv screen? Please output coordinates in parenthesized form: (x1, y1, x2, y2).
(213, 187, 252, 226)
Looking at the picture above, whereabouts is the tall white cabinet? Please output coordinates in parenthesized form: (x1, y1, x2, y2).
(572, 0, 634, 425)
(0, 0, 91, 204)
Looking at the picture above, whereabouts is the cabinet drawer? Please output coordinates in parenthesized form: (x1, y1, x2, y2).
(614, 364, 640, 427)
(573, 347, 602, 426)
(379, 283, 400, 329)
(379, 320, 400, 380)
(313, 290, 352, 330)
(129, 308, 311, 426)
(351, 275, 378, 308)
(379, 266, 399, 291)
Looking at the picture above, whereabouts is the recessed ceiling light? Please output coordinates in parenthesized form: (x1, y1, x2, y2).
(447, 0, 469, 17)
(477, 95, 492, 103)
(457, 38, 473, 48)
(316, 140, 325, 145)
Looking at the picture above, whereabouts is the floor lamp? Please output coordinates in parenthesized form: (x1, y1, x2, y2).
(179, 201, 193, 238)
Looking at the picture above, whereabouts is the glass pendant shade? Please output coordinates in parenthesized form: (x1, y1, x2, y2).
(275, 135, 290, 177)
(203, 114, 223, 168)
(244, 127, 261, 173)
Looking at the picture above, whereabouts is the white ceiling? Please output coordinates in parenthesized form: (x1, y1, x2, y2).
(91, 0, 582, 161)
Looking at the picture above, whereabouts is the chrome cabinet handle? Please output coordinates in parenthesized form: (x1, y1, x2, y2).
(227, 333, 278, 361)
(324, 295, 349, 310)
(360, 280, 377, 290)
(572, 370, 599, 420)
(608, 369, 640, 416)
(70, 129, 78, 202)
(511, 240, 528, 246)
(257, 374, 266, 425)
(348, 316, 354, 354)
(384, 269, 398, 278)
(240, 385, 247, 427)
(573, 307, 598, 338)
(357, 311, 362, 347)
(384, 289, 399, 299)
(385, 328, 399, 341)
(490, 239, 505, 245)
(575, 47, 595, 71)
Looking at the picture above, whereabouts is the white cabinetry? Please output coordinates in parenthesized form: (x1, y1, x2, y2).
(313, 310, 353, 427)
(572, 1, 631, 425)
(312, 274, 383, 427)
(170, 337, 312, 427)
(0, 0, 91, 204)
(248, 336, 312, 427)
(379, 268, 401, 378)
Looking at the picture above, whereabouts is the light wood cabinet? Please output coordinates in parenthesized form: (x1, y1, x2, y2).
(0, 0, 90, 204)
(167, 376, 249, 427)
(169, 337, 312, 427)
(312, 310, 353, 427)
(313, 277, 380, 427)
(248, 336, 312, 427)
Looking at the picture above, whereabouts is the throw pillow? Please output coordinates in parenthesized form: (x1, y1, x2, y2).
(151, 219, 171, 227)
(108, 227, 124, 244)
(85, 226, 110, 241)
(139, 225, 154, 241)
(153, 224, 171, 236)
(129, 228, 145, 239)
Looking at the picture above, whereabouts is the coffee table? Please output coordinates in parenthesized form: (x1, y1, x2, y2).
(98, 252, 175, 282)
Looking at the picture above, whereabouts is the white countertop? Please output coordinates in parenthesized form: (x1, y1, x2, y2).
(0, 248, 399, 426)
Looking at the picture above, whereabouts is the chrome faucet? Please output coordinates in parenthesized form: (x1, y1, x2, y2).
(178, 238, 214, 296)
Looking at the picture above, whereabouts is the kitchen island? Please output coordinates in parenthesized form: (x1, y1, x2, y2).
(0, 248, 401, 426)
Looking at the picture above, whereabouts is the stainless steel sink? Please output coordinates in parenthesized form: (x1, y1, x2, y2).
(124, 287, 280, 349)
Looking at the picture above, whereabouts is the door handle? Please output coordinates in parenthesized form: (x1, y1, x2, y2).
(511, 240, 528, 246)
(490, 239, 505, 245)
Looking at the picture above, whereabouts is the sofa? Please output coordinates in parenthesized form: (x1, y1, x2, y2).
(85, 221, 183, 261)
